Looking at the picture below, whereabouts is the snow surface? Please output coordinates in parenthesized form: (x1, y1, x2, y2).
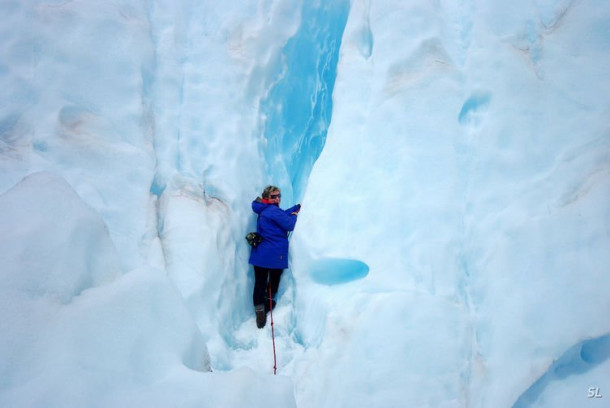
(1, 0, 609, 407)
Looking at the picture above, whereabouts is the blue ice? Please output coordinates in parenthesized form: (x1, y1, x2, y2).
(309, 258, 369, 285)
(458, 92, 491, 125)
(259, 0, 349, 203)
(513, 334, 610, 407)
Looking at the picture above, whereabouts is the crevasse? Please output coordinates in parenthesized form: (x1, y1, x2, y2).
(259, 0, 350, 204)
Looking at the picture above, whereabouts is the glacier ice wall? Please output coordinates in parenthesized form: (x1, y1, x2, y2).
(0, 0, 303, 406)
(0, 0, 609, 407)
(293, 0, 610, 407)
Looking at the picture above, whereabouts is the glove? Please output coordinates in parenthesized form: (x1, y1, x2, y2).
(291, 204, 301, 216)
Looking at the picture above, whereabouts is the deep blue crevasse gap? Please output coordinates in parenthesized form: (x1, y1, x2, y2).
(260, 0, 350, 203)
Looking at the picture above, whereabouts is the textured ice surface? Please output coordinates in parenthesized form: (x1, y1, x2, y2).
(0, 0, 609, 407)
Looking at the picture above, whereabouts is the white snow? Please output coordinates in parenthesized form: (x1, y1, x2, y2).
(0, 0, 609, 407)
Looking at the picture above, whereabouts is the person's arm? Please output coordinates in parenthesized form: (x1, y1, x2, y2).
(273, 208, 298, 231)
(285, 204, 301, 216)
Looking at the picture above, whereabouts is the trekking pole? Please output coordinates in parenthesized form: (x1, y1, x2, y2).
(268, 285, 277, 375)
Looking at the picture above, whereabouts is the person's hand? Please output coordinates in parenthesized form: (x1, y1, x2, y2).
(291, 203, 301, 216)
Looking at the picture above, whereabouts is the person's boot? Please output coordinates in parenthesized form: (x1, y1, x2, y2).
(255, 305, 266, 329)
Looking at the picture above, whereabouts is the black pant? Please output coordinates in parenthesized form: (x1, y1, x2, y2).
(253, 266, 283, 307)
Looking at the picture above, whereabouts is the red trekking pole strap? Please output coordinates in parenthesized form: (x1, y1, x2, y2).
(268, 285, 277, 375)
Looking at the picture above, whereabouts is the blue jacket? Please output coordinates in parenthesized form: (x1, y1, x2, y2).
(248, 199, 300, 269)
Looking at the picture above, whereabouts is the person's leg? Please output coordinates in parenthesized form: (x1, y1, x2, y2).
(264, 268, 283, 314)
(253, 266, 269, 308)
(253, 266, 270, 328)
(268, 268, 284, 299)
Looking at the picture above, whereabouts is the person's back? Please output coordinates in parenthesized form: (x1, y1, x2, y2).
(249, 199, 297, 269)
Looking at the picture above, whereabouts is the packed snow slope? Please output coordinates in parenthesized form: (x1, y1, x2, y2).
(1, 0, 609, 407)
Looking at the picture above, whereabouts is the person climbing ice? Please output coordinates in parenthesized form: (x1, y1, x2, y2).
(249, 185, 300, 329)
